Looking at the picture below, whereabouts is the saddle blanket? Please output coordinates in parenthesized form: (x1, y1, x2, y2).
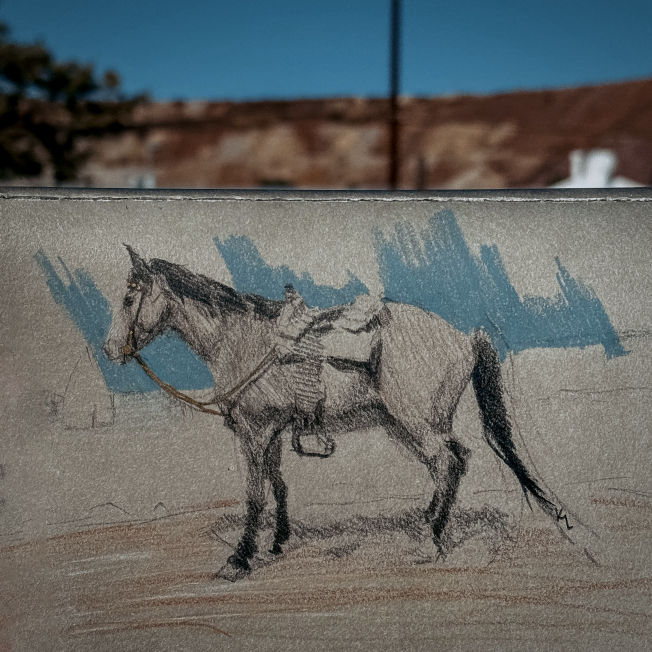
(274, 287, 382, 419)
(275, 287, 382, 364)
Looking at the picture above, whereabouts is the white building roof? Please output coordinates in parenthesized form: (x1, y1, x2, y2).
(552, 149, 642, 188)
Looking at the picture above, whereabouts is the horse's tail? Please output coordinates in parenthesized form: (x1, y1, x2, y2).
(470, 330, 557, 518)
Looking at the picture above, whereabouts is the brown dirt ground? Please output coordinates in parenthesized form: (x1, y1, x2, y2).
(1, 491, 650, 651)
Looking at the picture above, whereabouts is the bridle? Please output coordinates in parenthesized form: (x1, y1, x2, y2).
(120, 282, 278, 417)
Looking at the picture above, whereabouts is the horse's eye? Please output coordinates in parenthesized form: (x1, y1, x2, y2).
(123, 295, 135, 308)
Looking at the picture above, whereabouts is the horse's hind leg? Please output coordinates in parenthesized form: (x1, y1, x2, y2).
(264, 434, 290, 555)
(424, 437, 470, 555)
(387, 420, 470, 556)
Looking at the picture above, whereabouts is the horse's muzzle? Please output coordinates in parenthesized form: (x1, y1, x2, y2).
(103, 339, 129, 364)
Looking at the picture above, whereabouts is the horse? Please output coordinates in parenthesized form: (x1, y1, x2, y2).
(103, 245, 566, 580)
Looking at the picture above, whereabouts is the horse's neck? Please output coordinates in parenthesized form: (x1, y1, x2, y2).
(213, 313, 273, 375)
(170, 300, 275, 393)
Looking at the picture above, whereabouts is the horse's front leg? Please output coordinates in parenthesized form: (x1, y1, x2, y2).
(231, 466, 264, 571)
(218, 416, 283, 581)
(264, 433, 289, 555)
(222, 445, 265, 579)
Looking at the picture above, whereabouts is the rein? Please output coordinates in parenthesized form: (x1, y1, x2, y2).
(122, 332, 277, 417)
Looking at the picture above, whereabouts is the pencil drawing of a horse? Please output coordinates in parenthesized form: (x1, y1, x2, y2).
(104, 246, 562, 580)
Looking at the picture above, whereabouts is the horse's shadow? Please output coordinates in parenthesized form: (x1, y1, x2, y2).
(207, 504, 515, 578)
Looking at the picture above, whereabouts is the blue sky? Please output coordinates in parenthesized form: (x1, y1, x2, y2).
(3, 0, 651, 101)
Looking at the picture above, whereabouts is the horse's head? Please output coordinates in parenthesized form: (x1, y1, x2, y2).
(103, 245, 171, 364)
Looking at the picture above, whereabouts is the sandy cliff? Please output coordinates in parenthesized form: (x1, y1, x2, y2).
(79, 78, 652, 189)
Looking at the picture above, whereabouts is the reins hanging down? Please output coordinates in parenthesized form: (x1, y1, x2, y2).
(122, 333, 277, 417)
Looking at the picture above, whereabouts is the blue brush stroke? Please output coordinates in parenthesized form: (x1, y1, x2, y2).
(374, 210, 626, 359)
(37, 210, 624, 395)
(35, 251, 213, 392)
(214, 235, 368, 307)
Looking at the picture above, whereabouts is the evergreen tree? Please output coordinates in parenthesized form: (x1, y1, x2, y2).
(0, 22, 145, 182)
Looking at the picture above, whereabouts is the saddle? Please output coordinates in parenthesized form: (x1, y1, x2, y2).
(274, 285, 382, 457)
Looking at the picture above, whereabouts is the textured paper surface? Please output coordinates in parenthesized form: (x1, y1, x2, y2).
(0, 188, 650, 650)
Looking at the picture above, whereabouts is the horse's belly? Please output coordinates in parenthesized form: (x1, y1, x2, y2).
(321, 364, 379, 414)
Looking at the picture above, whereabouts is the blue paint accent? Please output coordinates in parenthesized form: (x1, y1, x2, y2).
(35, 251, 214, 392)
(37, 210, 625, 396)
(214, 235, 369, 308)
(374, 210, 626, 359)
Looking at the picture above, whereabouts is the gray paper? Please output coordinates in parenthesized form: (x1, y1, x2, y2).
(0, 188, 650, 650)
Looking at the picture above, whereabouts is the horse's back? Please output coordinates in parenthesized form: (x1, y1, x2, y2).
(377, 302, 475, 429)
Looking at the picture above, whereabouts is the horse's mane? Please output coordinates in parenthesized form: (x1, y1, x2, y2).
(148, 258, 282, 320)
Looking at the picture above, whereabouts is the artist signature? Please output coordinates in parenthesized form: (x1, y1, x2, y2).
(555, 507, 573, 530)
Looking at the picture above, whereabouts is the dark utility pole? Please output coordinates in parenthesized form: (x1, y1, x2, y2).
(388, 0, 402, 189)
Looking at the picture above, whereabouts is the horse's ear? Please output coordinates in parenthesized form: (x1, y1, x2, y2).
(124, 244, 150, 277)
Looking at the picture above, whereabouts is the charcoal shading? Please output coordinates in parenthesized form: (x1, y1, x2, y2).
(104, 246, 576, 581)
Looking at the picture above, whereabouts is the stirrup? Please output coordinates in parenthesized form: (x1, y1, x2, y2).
(291, 428, 335, 458)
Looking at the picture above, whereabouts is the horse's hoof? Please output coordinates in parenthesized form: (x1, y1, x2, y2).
(431, 537, 450, 563)
(215, 563, 249, 583)
(269, 542, 283, 556)
(214, 556, 250, 582)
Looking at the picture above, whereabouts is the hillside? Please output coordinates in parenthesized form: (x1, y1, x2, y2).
(80, 78, 652, 189)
